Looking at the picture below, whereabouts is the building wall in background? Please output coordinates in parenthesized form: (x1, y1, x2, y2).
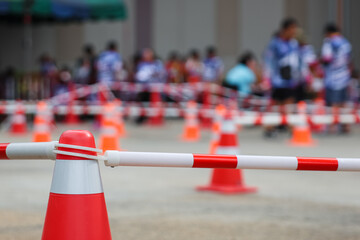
(0, 0, 358, 72)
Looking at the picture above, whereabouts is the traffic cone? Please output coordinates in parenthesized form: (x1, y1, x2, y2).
(114, 100, 126, 137)
(99, 103, 120, 152)
(209, 104, 226, 154)
(32, 101, 51, 142)
(42, 130, 111, 240)
(199, 83, 212, 128)
(10, 102, 27, 134)
(148, 85, 164, 126)
(310, 98, 326, 133)
(197, 112, 257, 194)
(64, 100, 80, 124)
(289, 101, 316, 146)
(181, 101, 200, 141)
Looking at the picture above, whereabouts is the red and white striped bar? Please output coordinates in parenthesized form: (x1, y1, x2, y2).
(104, 151, 360, 171)
(0, 142, 57, 160)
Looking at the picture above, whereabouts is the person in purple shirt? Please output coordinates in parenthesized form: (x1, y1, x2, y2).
(321, 23, 352, 107)
(202, 47, 224, 83)
(263, 18, 301, 105)
(97, 41, 123, 84)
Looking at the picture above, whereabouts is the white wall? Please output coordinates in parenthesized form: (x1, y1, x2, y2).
(153, 0, 216, 60)
(239, 0, 284, 61)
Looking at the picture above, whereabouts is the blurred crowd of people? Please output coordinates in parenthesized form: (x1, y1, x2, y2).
(0, 18, 359, 109)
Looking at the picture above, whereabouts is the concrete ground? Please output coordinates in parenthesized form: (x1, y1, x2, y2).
(0, 119, 360, 239)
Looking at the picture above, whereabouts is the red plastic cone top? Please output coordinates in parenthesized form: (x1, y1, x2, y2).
(42, 130, 111, 240)
(10, 102, 27, 134)
(148, 85, 164, 126)
(197, 112, 257, 194)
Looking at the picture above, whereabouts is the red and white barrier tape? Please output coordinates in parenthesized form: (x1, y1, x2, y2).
(103, 151, 360, 171)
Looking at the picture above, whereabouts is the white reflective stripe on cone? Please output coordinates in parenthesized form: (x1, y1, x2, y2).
(236, 155, 297, 170)
(337, 158, 360, 171)
(216, 147, 240, 155)
(6, 142, 56, 159)
(50, 160, 103, 194)
(105, 151, 194, 167)
(221, 120, 236, 133)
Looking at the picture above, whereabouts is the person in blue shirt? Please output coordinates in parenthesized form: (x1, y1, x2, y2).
(97, 41, 123, 84)
(321, 23, 352, 107)
(202, 47, 224, 83)
(264, 18, 301, 104)
(135, 48, 166, 84)
(225, 52, 256, 96)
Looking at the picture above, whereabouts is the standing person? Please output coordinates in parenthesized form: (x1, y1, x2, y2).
(39, 53, 57, 97)
(185, 49, 204, 83)
(75, 44, 97, 85)
(202, 46, 224, 84)
(263, 18, 301, 137)
(97, 41, 123, 85)
(135, 48, 166, 84)
(296, 29, 317, 102)
(165, 51, 184, 83)
(134, 48, 166, 124)
(321, 23, 352, 133)
(224, 52, 257, 97)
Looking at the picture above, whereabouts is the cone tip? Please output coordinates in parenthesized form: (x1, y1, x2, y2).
(59, 130, 96, 148)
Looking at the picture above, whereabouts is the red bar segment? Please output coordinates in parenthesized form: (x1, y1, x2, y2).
(193, 154, 238, 168)
(0, 143, 9, 159)
(297, 157, 338, 171)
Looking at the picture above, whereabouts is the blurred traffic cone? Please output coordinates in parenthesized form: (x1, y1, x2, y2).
(65, 84, 80, 124)
(289, 101, 316, 146)
(181, 101, 200, 141)
(32, 101, 51, 142)
(99, 102, 120, 152)
(42, 130, 111, 240)
(199, 83, 212, 128)
(197, 112, 257, 194)
(114, 100, 126, 137)
(148, 85, 164, 126)
(10, 102, 27, 134)
(209, 104, 226, 154)
(310, 98, 326, 133)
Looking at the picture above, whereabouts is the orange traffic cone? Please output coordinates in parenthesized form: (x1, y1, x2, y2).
(181, 101, 200, 141)
(148, 85, 164, 126)
(32, 101, 52, 142)
(114, 100, 126, 137)
(10, 102, 27, 134)
(209, 104, 226, 154)
(197, 112, 257, 194)
(42, 130, 111, 240)
(289, 101, 316, 146)
(99, 103, 120, 152)
(310, 98, 326, 133)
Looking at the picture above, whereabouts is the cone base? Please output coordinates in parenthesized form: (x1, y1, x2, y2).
(288, 139, 317, 147)
(181, 135, 200, 142)
(196, 185, 257, 195)
(33, 134, 51, 142)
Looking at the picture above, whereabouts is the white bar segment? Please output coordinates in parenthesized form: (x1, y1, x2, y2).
(337, 158, 360, 171)
(6, 142, 57, 160)
(51, 160, 103, 194)
(105, 151, 194, 167)
(236, 155, 298, 170)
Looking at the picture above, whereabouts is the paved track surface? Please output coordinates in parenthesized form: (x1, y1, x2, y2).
(1, 120, 360, 239)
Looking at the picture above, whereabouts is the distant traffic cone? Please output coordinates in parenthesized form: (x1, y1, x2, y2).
(209, 104, 226, 154)
(197, 112, 257, 194)
(64, 85, 80, 124)
(114, 100, 126, 137)
(148, 85, 164, 126)
(42, 130, 111, 240)
(32, 101, 51, 142)
(99, 103, 120, 152)
(289, 101, 316, 146)
(10, 102, 27, 134)
(199, 83, 212, 128)
(181, 101, 200, 141)
(310, 98, 326, 133)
